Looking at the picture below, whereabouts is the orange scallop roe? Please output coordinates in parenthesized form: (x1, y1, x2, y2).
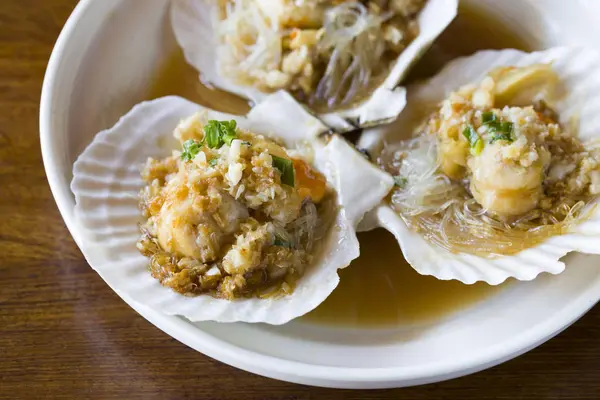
(293, 158, 327, 203)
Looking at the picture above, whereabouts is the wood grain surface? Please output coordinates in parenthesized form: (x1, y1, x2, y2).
(1, 1, 600, 399)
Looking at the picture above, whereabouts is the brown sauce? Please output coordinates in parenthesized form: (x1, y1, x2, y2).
(405, 1, 535, 83)
(148, 2, 532, 328)
(303, 229, 504, 327)
(147, 48, 250, 115)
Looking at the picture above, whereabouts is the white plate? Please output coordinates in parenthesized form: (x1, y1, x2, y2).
(40, 0, 600, 389)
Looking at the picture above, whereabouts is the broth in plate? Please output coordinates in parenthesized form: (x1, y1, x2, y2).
(303, 229, 504, 327)
(405, 0, 534, 83)
(148, 48, 250, 115)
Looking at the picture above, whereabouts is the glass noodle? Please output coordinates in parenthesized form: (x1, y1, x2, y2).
(217, 0, 282, 74)
(312, 2, 388, 107)
(218, 1, 391, 109)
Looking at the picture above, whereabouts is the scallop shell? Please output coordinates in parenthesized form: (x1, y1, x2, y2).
(359, 47, 600, 285)
(70, 91, 393, 324)
(170, 0, 458, 131)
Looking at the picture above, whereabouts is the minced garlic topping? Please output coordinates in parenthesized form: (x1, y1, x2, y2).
(428, 67, 600, 217)
(137, 113, 332, 299)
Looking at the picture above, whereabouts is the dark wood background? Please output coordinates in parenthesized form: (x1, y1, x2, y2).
(2, 0, 600, 399)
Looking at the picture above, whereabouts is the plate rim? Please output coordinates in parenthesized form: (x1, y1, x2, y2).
(39, 0, 600, 389)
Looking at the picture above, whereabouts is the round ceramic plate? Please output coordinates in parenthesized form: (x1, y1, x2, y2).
(41, 0, 600, 389)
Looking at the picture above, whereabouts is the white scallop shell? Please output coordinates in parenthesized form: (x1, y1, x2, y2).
(359, 47, 600, 285)
(70, 92, 393, 324)
(170, 0, 458, 131)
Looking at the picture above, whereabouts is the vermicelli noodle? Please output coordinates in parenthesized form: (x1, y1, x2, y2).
(215, 0, 424, 109)
(312, 2, 387, 107)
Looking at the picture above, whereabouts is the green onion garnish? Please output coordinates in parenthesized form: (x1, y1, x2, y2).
(489, 122, 515, 144)
(181, 139, 202, 162)
(271, 155, 295, 187)
(221, 121, 237, 146)
(181, 119, 239, 160)
(481, 112, 515, 144)
(472, 137, 484, 154)
(208, 158, 218, 167)
(481, 111, 497, 124)
(462, 124, 484, 156)
(203, 119, 238, 149)
(203, 122, 221, 148)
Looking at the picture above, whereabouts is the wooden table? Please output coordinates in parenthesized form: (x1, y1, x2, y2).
(2, 1, 600, 398)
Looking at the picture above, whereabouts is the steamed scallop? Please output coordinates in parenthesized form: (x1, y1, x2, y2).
(71, 91, 393, 324)
(171, 0, 457, 130)
(360, 47, 600, 284)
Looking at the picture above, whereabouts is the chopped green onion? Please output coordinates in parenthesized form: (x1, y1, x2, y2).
(208, 158, 218, 167)
(481, 112, 515, 144)
(221, 120, 237, 145)
(203, 119, 238, 149)
(489, 132, 513, 144)
(462, 124, 484, 156)
(181, 139, 202, 162)
(500, 121, 514, 133)
(472, 137, 484, 155)
(489, 122, 515, 144)
(271, 155, 295, 187)
(462, 124, 478, 145)
(203, 121, 221, 148)
(481, 111, 497, 124)
(182, 119, 239, 160)
(393, 176, 407, 188)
